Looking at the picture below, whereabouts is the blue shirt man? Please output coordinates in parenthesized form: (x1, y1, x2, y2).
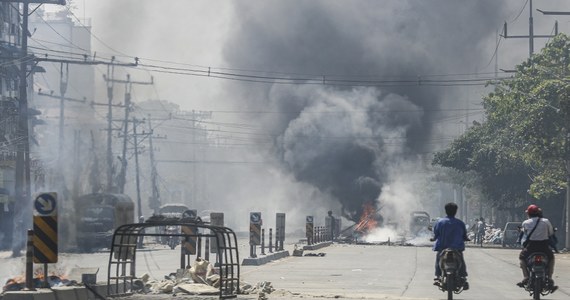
(432, 202, 468, 289)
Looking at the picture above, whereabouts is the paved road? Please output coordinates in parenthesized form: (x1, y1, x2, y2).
(241, 244, 570, 299)
(2, 243, 570, 299)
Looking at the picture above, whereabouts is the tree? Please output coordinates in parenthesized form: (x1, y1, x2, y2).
(433, 34, 570, 207)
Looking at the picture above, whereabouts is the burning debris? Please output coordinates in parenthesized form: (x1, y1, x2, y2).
(3, 272, 78, 292)
(353, 202, 383, 236)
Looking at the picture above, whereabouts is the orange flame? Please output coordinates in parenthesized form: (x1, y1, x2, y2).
(354, 202, 378, 234)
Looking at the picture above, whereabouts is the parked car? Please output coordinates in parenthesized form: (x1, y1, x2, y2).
(502, 222, 522, 248)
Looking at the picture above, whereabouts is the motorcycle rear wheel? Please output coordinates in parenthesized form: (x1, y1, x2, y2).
(533, 278, 541, 300)
(446, 276, 454, 300)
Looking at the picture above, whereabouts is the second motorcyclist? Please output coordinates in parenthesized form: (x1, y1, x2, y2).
(432, 202, 469, 290)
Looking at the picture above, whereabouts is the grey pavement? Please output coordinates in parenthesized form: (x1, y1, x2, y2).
(2, 243, 570, 299)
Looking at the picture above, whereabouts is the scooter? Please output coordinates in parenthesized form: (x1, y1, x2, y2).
(520, 252, 557, 300)
(435, 249, 467, 300)
(164, 225, 179, 250)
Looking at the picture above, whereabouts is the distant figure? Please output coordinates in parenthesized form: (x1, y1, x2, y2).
(476, 217, 486, 245)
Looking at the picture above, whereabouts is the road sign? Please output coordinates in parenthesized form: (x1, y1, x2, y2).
(250, 212, 261, 225)
(249, 212, 262, 245)
(33, 192, 58, 263)
(34, 193, 57, 216)
(306, 216, 314, 223)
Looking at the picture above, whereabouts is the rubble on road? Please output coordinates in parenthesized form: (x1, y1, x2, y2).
(130, 258, 221, 296)
(240, 281, 275, 299)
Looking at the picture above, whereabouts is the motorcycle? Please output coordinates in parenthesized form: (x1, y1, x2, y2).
(435, 249, 467, 300)
(520, 252, 557, 300)
(163, 225, 179, 250)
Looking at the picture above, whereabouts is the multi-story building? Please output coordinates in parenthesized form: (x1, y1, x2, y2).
(0, 3, 22, 250)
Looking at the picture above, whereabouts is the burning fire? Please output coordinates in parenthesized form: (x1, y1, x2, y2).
(3, 269, 73, 291)
(354, 202, 379, 234)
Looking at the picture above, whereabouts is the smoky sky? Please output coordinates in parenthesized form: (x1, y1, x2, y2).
(222, 1, 508, 222)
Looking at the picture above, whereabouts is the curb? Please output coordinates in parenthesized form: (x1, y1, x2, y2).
(2, 286, 89, 300)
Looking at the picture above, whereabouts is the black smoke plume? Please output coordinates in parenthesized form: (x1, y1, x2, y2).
(223, 0, 507, 222)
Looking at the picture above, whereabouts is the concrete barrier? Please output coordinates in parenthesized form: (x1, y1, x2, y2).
(2, 289, 56, 300)
(303, 241, 332, 251)
(241, 250, 290, 266)
(1, 285, 105, 300)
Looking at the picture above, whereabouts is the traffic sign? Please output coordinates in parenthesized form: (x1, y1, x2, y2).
(306, 216, 314, 223)
(33, 193, 58, 263)
(250, 212, 261, 225)
(34, 193, 57, 216)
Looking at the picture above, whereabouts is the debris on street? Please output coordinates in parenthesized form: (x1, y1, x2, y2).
(130, 258, 220, 296)
(240, 281, 275, 299)
(2, 270, 78, 292)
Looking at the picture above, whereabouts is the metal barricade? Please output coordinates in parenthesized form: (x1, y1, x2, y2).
(106, 218, 240, 298)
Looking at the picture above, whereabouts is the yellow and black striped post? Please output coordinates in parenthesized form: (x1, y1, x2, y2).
(32, 193, 58, 264)
(249, 212, 261, 258)
(182, 225, 197, 255)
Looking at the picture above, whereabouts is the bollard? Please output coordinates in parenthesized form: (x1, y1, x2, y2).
(205, 237, 210, 261)
(250, 245, 256, 258)
(197, 236, 202, 259)
(261, 229, 266, 255)
(388, 237, 391, 246)
(269, 228, 273, 253)
(25, 230, 35, 291)
(315, 227, 318, 244)
(275, 228, 280, 251)
(180, 243, 185, 269)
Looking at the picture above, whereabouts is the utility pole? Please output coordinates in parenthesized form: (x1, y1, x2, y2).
(536, 8, 570, 250)
(147, 115, 162, 214)
(501, 0, 558, 58)
(58, 63, 68, 159)
(102, 74, 153, 193)
(13, 1, 31, 257)
(131, 117, 147, 220)
(105, 63, 115, 193)
(133, 118, 141, 219)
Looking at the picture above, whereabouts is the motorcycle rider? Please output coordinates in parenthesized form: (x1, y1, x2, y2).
(432, 202, 469, 290)
(517, 204, 557, 292)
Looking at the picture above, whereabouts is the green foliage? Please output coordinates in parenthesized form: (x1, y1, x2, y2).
(433, 34, 570, 207)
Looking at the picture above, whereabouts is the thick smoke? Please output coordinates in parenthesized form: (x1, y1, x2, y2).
(222, 1, 508, 222)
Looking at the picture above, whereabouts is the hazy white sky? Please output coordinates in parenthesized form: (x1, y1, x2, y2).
(36, 0, 570, 224)
(52, 0, 570, 113)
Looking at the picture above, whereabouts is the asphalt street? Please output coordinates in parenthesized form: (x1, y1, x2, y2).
(1, 242, 569, 299)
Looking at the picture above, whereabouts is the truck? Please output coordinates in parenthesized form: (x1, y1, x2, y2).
(74, 193, 134, 252)
(409, 211, 431, 237)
